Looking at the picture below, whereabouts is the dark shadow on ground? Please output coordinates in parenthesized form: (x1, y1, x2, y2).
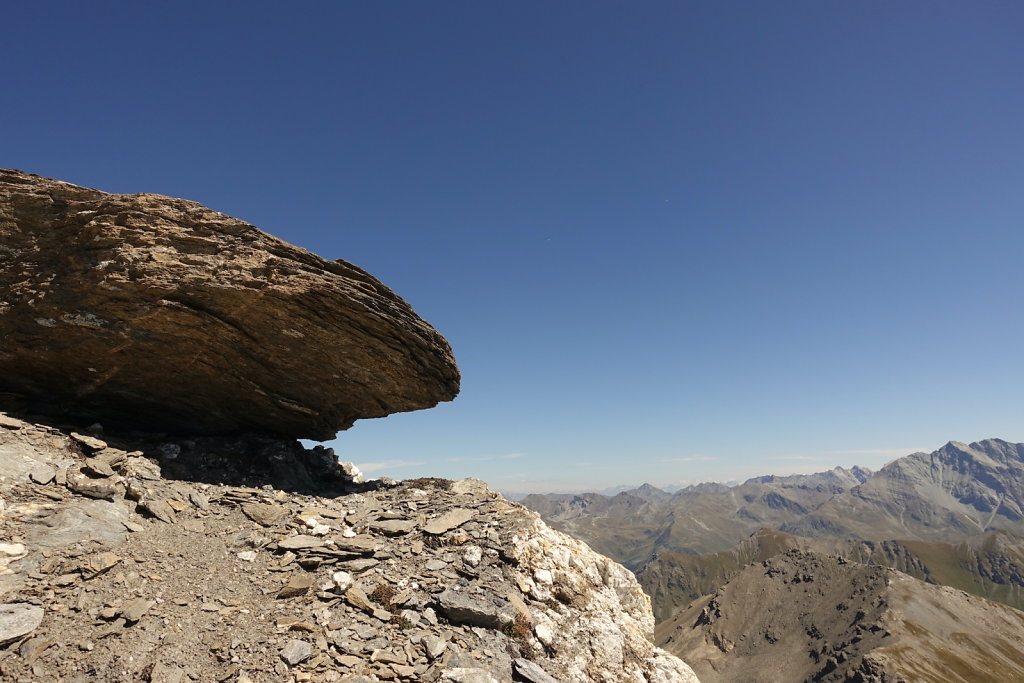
(1, 408, 387, 497)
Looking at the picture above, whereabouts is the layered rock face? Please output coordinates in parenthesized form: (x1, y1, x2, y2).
(0, 415, 698, 682)
(0, 170, 459, 440)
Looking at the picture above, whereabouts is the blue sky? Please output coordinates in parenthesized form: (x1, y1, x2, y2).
(5, 2, 1023, 492)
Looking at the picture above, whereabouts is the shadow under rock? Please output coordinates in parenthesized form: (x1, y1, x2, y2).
(2, 407, 388, 497)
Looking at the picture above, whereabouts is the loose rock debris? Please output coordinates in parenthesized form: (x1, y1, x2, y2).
(0, 414, 697, 682)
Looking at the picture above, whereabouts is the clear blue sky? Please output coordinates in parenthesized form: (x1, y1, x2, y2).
(5, 2, 1022, 492)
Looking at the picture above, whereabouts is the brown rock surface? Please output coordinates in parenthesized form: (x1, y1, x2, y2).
(0, 169, 459, 439)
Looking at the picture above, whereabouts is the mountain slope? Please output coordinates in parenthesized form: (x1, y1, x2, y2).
(638, 527, 1024, 622)
(782, 439, 1024, 541)
(656, 549, 1024, 682)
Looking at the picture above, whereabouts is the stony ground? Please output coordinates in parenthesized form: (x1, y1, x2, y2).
(0, 414, 697, 683)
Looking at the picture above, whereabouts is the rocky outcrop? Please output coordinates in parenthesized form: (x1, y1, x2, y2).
(656, 549, 1024, 683)
(0, 414, 698, 682)
(0, 170, 459, 440)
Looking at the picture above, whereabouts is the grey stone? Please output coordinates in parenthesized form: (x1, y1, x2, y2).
(423, 508, 475, 535)
(332, 536, 378, 554)
(29, 465, 56, 485)
(440, 668, 500, 683)
(70, 432, 107, 451)
(83, 457, 116, 477)
(188, 491, 210, 510)
(66, 470, 124, 500)
(25, 498, 130, 550)
(120, 597, 155, 622)
(513, 658, 561, 683)
(279, 639, 312, 665)
(339, 558, 379, 573)
(278, 535, 326, 550)
(241, 503, 286, 527)
(0, 603, 43, 644)
(19, 636, 55, 662)
(369, 519, 416, 535)
(422, 634, 447, 660)
(435, 589, 506, 629)
(139, 498, 175, 523)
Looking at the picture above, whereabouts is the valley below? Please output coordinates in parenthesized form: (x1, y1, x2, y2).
(523, 439, 1024, 682)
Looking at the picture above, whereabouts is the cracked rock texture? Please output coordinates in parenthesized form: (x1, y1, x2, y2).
(0, 414, 698, 682)
(0, 169, 459, 440)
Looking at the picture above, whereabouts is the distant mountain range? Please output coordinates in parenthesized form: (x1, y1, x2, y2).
(521, 464, 873, 569)
(521, 439, 1024, 569)
(522, 438, 1024, 681)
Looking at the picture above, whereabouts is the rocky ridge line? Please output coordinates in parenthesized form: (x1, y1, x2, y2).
(0, 414, 698, 682)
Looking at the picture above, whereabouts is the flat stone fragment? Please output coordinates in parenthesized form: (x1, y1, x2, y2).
(29, 465, 56, 485)
(422, 634, 447, 660)
(332, 536, 377, 554)
(423, 508, 475, 535)
(140, 499, 175, 523)
(280, 639, 313, 666)
(345, 586, 375, 613)
(242, 503, 286, 527)
(83, 457, 116, 477)
(513, 658, 561, 683)
(339, 558, 379, 573)
(278, 535, 326, 550)
(19, 636, 56, 663)
(0, 543, 25, 557)
(368, 519, 416, 535)
(66, 471, 124, 500)
(0, 603, 44, 644)
(0, 413, 25, 428)
(435, 589, 506, 629)
(70, 432, 108, 451)
(82, 552, 120, 579)
(277, 573, 314, 599)
(440, 668, 500, 683)
(0, 170, 459, 440)
(120, 598, 155, 622)
(188, 491, 210, 510)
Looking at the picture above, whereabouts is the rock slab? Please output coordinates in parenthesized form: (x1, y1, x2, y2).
(0, 169, 459, 439)
(0, 603, 43, 644)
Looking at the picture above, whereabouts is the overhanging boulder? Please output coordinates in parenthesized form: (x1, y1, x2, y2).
(0, 170, 459, 439)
